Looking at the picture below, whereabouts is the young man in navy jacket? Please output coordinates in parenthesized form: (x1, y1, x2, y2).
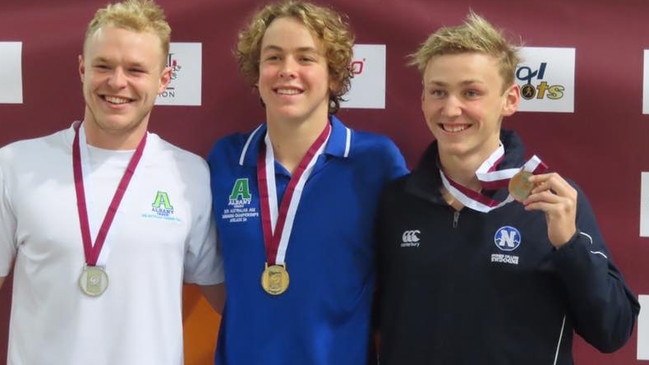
(376, 12, 639, 365)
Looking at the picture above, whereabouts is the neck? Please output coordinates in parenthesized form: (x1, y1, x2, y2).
(439, 143, 501, 191)
(82, 121, 147, 150)
(441, 186, 466, 211)
(440, 164, 482, 192)
(266, 116, 329, 174)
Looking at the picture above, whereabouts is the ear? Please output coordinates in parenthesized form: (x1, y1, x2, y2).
(158, 66, 172, 94)
(78, 55, 85, 83)
(329, 78, 340, 97)
(502, 83, 520, 117)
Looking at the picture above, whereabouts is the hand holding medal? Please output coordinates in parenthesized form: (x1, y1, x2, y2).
(515, 171, 578, 248)
(440, 148, 549, 213)
(441, 144, 576, 247)
(508, 170, 535, 202)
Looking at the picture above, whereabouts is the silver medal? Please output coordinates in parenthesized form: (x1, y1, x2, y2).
(79, 265, 109, 296)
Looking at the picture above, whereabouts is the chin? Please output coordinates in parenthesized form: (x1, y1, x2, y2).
(272, 108, 306, 120)
(102, 118, 141, 131)
(438, 142, 472, 155)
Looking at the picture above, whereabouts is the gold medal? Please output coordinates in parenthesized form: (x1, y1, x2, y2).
(261, 263, 289, 295)
(79, 265, 109, 297)
(508, 170, 535, 202)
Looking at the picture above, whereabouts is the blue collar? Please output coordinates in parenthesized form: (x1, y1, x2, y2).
(237, 115, 353, 167)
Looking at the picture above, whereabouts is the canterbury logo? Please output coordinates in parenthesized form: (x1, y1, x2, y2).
(402, 230, 421, 243)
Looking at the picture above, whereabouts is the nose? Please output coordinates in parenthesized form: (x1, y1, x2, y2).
(279, 57, 297, 79)
(441, 94, 462, 118)
(107, 68, 127, 88)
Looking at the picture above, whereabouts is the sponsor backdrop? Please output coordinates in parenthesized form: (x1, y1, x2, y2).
(1, 0, 649, 363)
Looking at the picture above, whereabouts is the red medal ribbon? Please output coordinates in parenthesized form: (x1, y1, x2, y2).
(441, 147, 548, 212)
(257, 123, 331, 265)
(72, 122, 147, 266)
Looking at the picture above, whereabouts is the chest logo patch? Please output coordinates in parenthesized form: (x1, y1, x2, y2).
(229, 178, 252, 206)
(152, 191, 174, 216)
(491, 226, 521, 265)
(494, 225, 521, 252)
(141, 191, 181, 222)
(400, 230, 421, 248)
(222, 178, 259, 223)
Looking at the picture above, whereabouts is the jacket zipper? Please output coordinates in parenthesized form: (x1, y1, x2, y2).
(452, 210, 460, 228)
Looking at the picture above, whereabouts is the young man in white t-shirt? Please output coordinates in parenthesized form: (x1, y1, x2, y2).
(0, 1, 225, 364)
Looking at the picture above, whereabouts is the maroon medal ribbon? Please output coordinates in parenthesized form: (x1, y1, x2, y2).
(72, 122, 147, 266)
(257, 123, 331, 265)
(440, 147, 548, 212)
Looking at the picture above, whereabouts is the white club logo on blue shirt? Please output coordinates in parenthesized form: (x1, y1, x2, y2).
(494, 226, 522, 252)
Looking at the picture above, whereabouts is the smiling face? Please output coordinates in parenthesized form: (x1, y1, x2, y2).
(421, 52, 519, 164)
(257, 16, 332, 127)
(79, 25, 171, 149)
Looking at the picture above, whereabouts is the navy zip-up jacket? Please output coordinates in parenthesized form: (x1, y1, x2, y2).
(377, 130, 639, 365)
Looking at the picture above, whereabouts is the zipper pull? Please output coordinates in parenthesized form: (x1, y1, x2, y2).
(453, 210, 460, 228)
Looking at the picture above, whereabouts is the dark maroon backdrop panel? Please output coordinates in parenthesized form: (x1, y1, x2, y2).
(2, 0, 648, 364)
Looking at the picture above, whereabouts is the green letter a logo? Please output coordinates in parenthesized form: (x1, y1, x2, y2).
(229, 178, 251, 203)
(152, 191, 173, 210)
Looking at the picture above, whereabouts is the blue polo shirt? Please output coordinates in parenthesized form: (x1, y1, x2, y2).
(208, 116, 407, 365)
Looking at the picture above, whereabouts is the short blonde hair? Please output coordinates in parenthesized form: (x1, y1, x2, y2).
(235, 0, 354, 114)
(84, 0, 171, 68)
(409, 12, 521, 90)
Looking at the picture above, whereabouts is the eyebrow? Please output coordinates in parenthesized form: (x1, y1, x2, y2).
(261, 45, 320, 53)
(92, 56, 149, 69)
(424, 79, 485, 87)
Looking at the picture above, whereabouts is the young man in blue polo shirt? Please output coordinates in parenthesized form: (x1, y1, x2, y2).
(207, 1, 407, 364)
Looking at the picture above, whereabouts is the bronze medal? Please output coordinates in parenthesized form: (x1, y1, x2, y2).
(79, 265, 109, 297)
(261, 263, 290, 295)
(508, 170, 535, 202)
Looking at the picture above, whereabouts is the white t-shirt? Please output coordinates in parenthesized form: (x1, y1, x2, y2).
(0, 125, 224, 365)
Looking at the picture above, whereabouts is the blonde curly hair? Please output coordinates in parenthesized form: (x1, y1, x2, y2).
(235, 0, 354, 114)
(84, 0, 170, 69)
